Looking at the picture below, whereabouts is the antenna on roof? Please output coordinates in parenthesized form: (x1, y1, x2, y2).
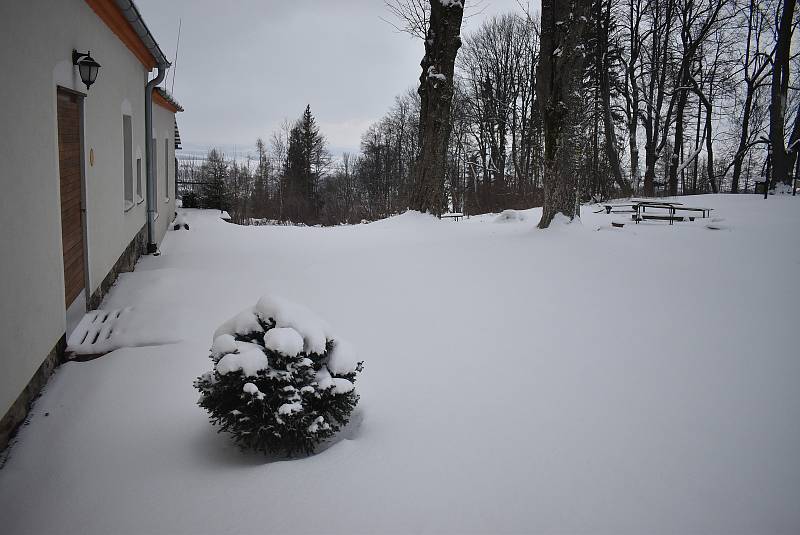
(170, 18, 182, 94)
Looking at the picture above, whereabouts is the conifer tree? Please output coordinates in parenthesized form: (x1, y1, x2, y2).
(199, 148, 229, 211)
(252, 138, 269, 218)
(285, 105, 329, 222)
(194, 296, 363, 456)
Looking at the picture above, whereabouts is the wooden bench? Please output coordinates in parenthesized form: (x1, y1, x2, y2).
(596, 204, 637, 214)
(441, 213, 464, 221)
(633, 213, 689, 223)
(673, 206, 713, 218)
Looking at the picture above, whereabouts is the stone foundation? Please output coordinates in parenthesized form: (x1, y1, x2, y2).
(0, 335, 65, 457)
(88, 224, 147, 310)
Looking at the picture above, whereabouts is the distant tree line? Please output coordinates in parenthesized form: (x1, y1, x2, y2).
(180, 0, 799, 226)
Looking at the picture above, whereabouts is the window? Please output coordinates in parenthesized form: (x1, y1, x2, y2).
(123, 115, 133, 210)
(136, 158, 142, 202)
(164, 138, 170, 201)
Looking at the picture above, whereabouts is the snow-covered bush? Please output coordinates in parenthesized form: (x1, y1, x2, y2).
(494, 209, 526, 223)
(194, 296, 363, 456)
(173, 212, 189, 230)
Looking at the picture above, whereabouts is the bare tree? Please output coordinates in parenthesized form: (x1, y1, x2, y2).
(596, 0, 634, 195)
(729, 0, 775, 192)
(665, 0, 730, 196)
(270, 118, 292, 220)
(769, 0, 798, 188)
(620, 0, 651, 193)
(384, 0, 430, 39)
(537, 0, 592, 227)
(640, 0, 677, 196)
(410, 0, 466, 213)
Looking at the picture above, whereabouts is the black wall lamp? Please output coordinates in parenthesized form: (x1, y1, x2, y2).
(72, 50, 101, 90)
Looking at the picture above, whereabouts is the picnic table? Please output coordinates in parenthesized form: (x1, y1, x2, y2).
(634, 200, 713, 224)
(598, 199, 713, 225)
(440, 212, 464, 221)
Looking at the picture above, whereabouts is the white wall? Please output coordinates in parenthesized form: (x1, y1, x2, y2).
(153, 103, 178, 243)
(0, 0, 170, 418)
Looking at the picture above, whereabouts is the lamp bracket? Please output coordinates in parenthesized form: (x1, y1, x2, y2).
(72, 50, 90, 65)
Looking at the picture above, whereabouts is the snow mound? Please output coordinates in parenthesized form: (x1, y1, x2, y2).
(540, 213, 584, 232)
(216, 346, 270, 377)
(211, 334, 238, 359)
(551, 213, 581, 226)
(263, 327, 305, 358)
(314, 366, 355, 394)
(495, 209, 527, 223)
(368, 210, 441, 229)
(256, 296, 331, 355)
(242, 382, 265, 399)
(213, 307, 264, 339)
(327, 339, 360, 375)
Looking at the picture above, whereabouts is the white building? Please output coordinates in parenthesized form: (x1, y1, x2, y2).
(0, 0, 183, 450)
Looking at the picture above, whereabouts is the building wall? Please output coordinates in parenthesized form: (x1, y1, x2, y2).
(153, 103, 178, 243)
(0, 0, 167, 421)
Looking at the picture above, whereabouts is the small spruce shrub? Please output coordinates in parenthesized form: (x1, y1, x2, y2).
(181, 191, 199, 208)
(194, 296, 363, 456)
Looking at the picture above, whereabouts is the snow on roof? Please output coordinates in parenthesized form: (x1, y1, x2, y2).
(154, 87, 184, 112)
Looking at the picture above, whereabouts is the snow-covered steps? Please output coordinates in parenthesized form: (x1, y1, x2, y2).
(66, 307, 181, 360)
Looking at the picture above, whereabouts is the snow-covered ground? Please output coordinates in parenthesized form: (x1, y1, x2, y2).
(1, 195, 799, 534)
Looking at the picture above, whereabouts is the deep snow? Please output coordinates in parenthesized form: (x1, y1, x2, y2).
(1, 195, 799, 534)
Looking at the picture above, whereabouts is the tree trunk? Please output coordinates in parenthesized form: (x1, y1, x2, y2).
(731, 87, 753, 193)
(668, 90, 688, 196)
(536, 0, 591, 228)
(769, 0, 797, 188)
(703, 96, 717, 193)
(410, 0, 465, 214)
(643, 138, 656, 196)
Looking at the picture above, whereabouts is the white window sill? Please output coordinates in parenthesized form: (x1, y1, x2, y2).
(124, 200, 134, 212)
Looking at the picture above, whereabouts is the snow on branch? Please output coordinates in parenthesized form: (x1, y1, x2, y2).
(427, 65, 447, 83)
(674, 144, 705, 176)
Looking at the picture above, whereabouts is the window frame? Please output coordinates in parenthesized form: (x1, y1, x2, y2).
(136, 157, 143, 204)
(122, 115, 134, 211)
(164, 137, 170, 202)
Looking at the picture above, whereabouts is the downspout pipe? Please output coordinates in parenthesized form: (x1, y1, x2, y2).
(145, 64, 168, 254)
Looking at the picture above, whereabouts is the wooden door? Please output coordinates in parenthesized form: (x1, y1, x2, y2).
(57, 89, 85, 308)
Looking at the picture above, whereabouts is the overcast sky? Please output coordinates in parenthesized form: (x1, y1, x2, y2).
(135, 0, 529, 155)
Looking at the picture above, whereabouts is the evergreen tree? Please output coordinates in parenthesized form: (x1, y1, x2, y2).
(252, 138, 269, 218)
(285, 105, 329, 223)
(194, 296, 363, 456)
(199, 148, 229, 211)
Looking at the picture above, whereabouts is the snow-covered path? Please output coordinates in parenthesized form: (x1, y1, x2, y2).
(2, 195, 799, 534)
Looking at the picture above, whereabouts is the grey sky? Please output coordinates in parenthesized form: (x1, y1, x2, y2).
(136, 0, 529, 155)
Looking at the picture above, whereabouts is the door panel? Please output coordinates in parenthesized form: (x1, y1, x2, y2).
(57, 89, 85, 308)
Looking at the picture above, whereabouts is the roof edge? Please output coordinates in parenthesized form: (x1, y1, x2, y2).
(154, 87, 184, 113)
(113, 0, 171, 68)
